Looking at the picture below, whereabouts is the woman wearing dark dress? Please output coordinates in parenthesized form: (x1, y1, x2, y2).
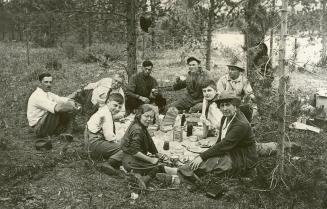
(178, 91, 258, 181)
(121, 104, 177, 188)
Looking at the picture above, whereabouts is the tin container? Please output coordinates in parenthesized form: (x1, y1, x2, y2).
(173, 126, 183, 142)
(186, 124, 193, 136)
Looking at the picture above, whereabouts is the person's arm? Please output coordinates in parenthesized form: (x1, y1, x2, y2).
(216, 77, 226, 95)
(134, 152, 158, 164)
(173, 77, 187, 90)
(84, 81, 99, 90)
(102, 111, 117, 142)
(126, 75, 141, 99)
(199, 124, 248, 160)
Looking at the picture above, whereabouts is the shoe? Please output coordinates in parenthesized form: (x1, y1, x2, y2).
(59, 133, 74, 142)
(130, 173, 147, 189)
(155, 173, 173, 185)
(96, 163, 120, 176)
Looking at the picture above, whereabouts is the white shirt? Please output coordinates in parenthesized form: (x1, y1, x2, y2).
(27, 87, 69, 126)
(87, 106, 117, 142)
(201, 98, 223, 129)
(221, 113, 236, 140)
(84, 77, 125, 117)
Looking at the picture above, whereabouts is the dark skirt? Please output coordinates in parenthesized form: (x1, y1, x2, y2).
(122, 154, 164, 177)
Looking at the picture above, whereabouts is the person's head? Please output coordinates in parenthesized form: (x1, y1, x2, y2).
(227, 65, 244, 80)
(202, 80, 217, 101)
(187, 57, 201, 73)
(105, 93, 124, 115)
(134, 104, 155, 127)
(38, 73, 53, 92)
(111, 74, 124, 89)
(142, 60, 153, 77)
(216, 91, 241, 117)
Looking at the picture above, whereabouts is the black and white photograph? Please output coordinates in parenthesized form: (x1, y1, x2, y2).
(0, 0, 326, 208)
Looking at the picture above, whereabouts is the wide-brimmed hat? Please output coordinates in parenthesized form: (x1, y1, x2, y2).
(227, 65, 245, 72)
(215, 91, 241, 107)
(187, 56, 201, 64)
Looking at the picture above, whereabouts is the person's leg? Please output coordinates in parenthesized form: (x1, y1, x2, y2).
(34, 112, 61, 138)
(168, 95, 195, 113)
(189, 102, 204, 113)
(125, 95, 142, 114)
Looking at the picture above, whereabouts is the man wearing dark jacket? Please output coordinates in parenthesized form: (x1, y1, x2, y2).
(178, 91, 258, 180)
(170, 56, 210, 113)
(125, 60, 166, 114)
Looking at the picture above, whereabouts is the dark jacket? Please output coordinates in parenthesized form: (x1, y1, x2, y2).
(121, 120, 158, 156)
(174, 70, 210, 100)
(200, 110, 258, 172)
(126, 72, 158, 99)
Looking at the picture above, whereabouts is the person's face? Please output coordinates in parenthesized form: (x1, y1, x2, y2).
(140, 110, 155, 127)
(112, 76, 123, 89)
(188, 60, 199, 73)
(107, 100, 122, 115)
(219, 102, 237, 117)
(228, 68, 241, 80)
(202, 86, 217, 101)
(40, 76, 53, 92)
(143, 65, 153, 77)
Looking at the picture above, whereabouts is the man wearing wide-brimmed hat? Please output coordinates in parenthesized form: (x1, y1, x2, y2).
(169, 56, 210, 113)
(216, 64, 258, 122)
(178, 91, 258, 183)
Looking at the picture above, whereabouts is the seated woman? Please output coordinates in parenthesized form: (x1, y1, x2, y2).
(121, 104, 177, 188)
(178, 91, 258, 182)
(84, 93, 124, 175)
(200, 80, 223, 138)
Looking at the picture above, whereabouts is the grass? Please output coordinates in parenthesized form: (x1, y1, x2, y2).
(1, 42, 327, 209)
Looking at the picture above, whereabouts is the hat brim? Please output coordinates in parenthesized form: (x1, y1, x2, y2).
(215, 97, 241, 107)
(227, 65, 245, 72)
(187, 57, 201, 64)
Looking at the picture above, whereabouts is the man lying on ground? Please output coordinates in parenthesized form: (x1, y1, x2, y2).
(169, 56, 210, 113)
(76, 73, 125, 120)
(200, 80, 223, 138)
(27, 73, 80, 139)
(178, 91, 258, 184)
(121, 104, 177, 188)
(125, 60, 166, 114)
(84, 93, 125, 175)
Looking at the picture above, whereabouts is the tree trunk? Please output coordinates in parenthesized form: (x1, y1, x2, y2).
(126, 0, 137, 80)
(277, 0, 289, 176)
(88, 0, 92, 48)
(269, 0, 275, 57)
(205, 0, 215, 71)
(150, 0, 156, 49)
(320, 0, 326, 62)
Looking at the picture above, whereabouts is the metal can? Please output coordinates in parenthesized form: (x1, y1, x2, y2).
(163, 140, 170, 150)
(186, 124, 193, 136)
(173, 126, 183, 142)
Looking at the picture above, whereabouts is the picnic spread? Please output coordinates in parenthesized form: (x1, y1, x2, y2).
(115, 113, 217, 164)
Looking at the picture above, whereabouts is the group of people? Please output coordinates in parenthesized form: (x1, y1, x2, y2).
(26, 56, 259, 189)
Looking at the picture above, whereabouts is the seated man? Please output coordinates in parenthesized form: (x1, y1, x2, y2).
(77, 73, 125, 120)
(125, 60, 166, 114)
(216, 64, 258, 122)
(170, 56, 210, 113)
(178, 92, 258, 182)
(84, 93, 124, 174)
(200, 80, 223, 138)
(27, 73, 80, 138)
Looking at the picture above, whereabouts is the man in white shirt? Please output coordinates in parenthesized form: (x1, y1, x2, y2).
(27, 73, 80, 138)
(78, 73, 125, 120)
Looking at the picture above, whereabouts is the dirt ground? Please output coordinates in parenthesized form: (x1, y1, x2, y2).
(1, 43, 326, 209)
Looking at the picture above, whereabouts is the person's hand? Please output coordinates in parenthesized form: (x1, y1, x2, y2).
(200, 115, 211, 126)
(189, 156, 203, 170)
(139, 96, 150, 104)
(252, 108, 259, 119)
(152, 88, 159, 96)
(150, 157, 159, 165)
